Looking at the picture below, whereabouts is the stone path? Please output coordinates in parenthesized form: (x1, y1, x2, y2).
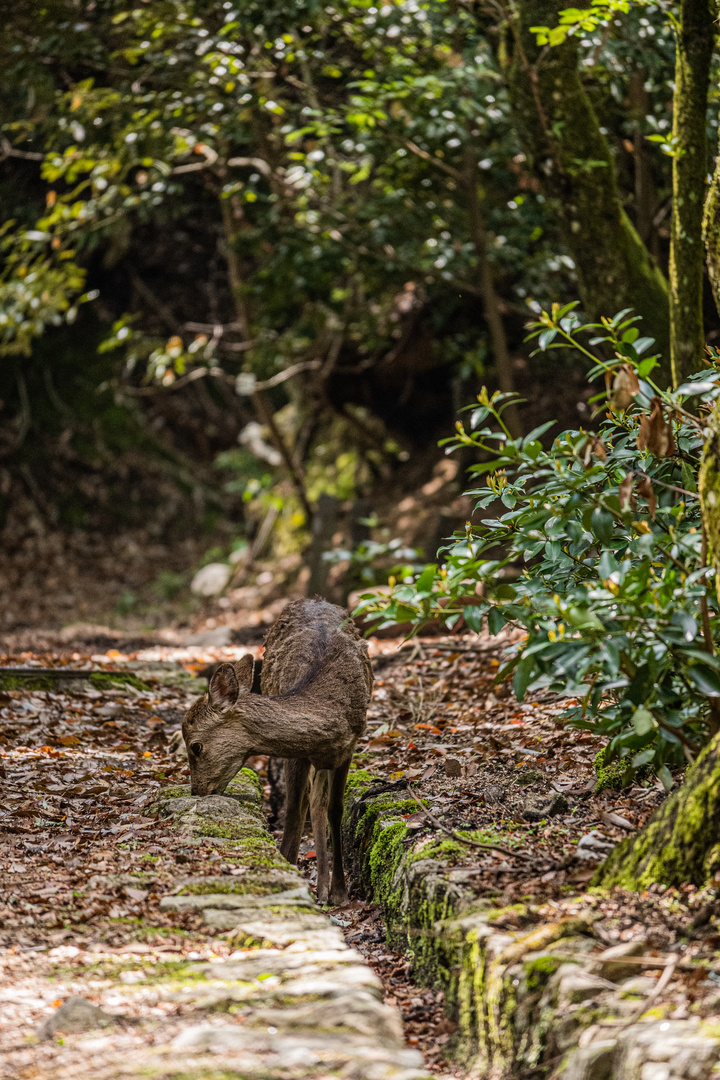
(1, 770, 431, 1080)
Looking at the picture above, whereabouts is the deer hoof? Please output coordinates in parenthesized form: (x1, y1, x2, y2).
(316, 886, 329, 904)
(329, 887, 348, 906)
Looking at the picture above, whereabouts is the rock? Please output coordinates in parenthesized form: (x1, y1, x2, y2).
(556, 965, 618, 1005)
(522, 793, 569, 821)
(577, 831, 616, 861)
(185, 624, 233, 645)
(161, 885, 314, 912)
(639, 1066, 670, 1080)
(560, 1041, 616, 1080)
(591, 940, 647, 982)
(190, 563, 231, 597)
(619, 975, 659, 998)
(157, 793, 260, 821)
(444, 757, 462, 778)
(58, 623, 120, 643)
(516, 767, 544, 786)
(483, 784, 504, 804)
(37, 996, 118, 1041)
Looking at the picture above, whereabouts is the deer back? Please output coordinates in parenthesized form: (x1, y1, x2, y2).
(261, 598, 373, 734)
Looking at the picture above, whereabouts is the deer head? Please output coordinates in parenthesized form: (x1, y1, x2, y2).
(182, 655, 255, 795)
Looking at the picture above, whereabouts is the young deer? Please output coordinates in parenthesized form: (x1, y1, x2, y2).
(182, 598, 373, 904)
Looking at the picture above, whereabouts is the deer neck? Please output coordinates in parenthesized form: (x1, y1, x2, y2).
(229, 691, 321, 759)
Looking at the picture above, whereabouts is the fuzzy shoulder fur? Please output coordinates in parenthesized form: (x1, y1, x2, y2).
(260, 598, 373, 730)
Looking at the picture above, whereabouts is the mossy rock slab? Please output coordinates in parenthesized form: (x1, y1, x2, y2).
(156, 794, 265, 830)
(342, 767, 720, 1080)
(221, 914, 346, 945)
(154, 774, 261, 808)
(170, 878, 307, 902)
(117, 661, 204, 693)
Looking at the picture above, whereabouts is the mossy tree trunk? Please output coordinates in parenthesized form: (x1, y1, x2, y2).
(703, 30, 720, 322)
(597, 397, 720, 889)
(669, 0, 714, 386)
(499, 0, 671, 378)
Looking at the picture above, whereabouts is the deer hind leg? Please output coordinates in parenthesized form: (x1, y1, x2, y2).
(310, 769, 331, 903)
(328, 760, 351, 906)
(279, 758, 311, 865)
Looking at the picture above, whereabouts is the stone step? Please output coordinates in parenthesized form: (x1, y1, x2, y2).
(22, 772, 431, 1080)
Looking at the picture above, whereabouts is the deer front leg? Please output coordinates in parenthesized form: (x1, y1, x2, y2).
(328, 760, 351, 906)
(309, 769, 331, 903)
(279, 758, 311, 864)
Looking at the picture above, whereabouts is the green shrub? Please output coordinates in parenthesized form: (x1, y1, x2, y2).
(356, 304, 720, 786)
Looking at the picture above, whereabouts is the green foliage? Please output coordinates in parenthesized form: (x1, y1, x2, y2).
(356, 305, 720, 780)
(326, 538, 424, 586)
(530, 0, 637, 46)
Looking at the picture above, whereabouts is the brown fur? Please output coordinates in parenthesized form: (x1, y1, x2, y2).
(182, 599, 373, 904)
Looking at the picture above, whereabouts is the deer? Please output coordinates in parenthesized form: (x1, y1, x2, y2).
(182, 598, 373, 905)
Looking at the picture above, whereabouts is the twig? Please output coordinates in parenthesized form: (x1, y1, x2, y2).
(619, 953, 678, 1029)
(635, 470, 698, 500)
(122, 366, 228, 396)
(252, 388, 313, 522)
(404, 139, 462, 181)
(236, 361, 322, 394)
(0, 137, 44, 162)
(230, 503, 279, 587)
(586, 952, 710, 973)
(405, 780, 532, 861)
(122, 360, 320, 398)
(130, 273, 178, 333)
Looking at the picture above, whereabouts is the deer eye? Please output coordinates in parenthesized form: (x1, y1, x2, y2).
(190, 742, 203, 757)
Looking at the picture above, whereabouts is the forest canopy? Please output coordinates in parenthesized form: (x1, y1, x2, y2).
(3, 0, 719, 547)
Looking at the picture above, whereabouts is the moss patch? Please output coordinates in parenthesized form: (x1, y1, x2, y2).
(0, 674, 56, 691)
(523, 954, 564, 991)
(594, 747, 634, 793)
(190, 819, 269, 843)
(596, 729, 720, 889)
(176, 875, 296, 896)
(89, 671, 151, 692)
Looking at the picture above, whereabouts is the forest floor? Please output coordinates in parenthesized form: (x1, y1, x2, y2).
(2, 626, 720, 1078)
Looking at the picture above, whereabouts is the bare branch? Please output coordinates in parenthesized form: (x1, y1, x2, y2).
(227, 156, 273, 177)
(0, 137, 44, 162)
(171, 143, 219, 174)
(404, 140, 462, 181)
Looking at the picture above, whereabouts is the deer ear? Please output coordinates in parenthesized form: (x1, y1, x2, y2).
(232, 654, 254, 693)
(209, 663, 239, 710)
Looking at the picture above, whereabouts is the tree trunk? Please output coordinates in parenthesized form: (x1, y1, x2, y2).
(596, 728, 720, 888)
(596, 397, 720, 889)
(463, 148, 521, 438)
(627, 71, 655, 246)
(669, 0, 713, 386)
(500, 0, 671, 379)
(703, 59, 720, 321)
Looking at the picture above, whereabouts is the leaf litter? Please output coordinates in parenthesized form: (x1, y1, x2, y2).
(2, 629, 720, 1079)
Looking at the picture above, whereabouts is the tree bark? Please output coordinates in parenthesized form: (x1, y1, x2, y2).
(500, 0, 671, 379)
(669, 0, 714, 386)
(703, 20, 720, 323)
(596, 397, 720, 889)
(627, 71, 655, 246)
(219, 190, 313, 523)
(463, 148, 521, 438)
